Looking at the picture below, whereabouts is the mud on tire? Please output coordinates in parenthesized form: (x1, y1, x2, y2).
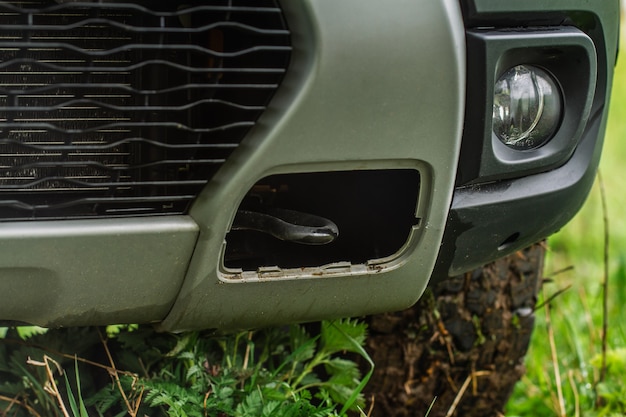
(362, 244, 545, 417)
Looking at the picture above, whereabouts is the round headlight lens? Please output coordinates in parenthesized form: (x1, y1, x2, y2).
(492, 65, 562, 150)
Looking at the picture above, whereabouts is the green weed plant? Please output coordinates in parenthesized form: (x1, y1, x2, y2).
(0, 319, 372, 417)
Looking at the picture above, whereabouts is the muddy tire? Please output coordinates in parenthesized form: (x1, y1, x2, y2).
(362, 244, 545, 417)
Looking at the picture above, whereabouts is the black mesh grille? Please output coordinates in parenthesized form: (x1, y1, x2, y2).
(0, 0, 291, 220)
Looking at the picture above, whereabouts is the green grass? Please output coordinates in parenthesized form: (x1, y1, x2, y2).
(505, 27, 626, 417)
(0, 320, 372, 417)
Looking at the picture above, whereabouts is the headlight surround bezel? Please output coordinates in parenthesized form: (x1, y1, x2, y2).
(457, 26, 597, 185)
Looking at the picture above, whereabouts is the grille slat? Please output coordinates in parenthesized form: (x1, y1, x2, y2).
(0, 41, 291, 57)
(0, 138, 240, 150)
(0, 19, 290, 35)
(0, 58, 287, 73)
(0, 0, 291, 220)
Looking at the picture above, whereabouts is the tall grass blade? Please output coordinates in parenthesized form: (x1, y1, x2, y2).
(63, 358, 89, 417)
(64, 373, 80, 417)
(425, 397, 437, 417)
(597, 170, 610, 387)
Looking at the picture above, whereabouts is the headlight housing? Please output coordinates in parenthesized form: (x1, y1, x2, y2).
(492, 65, 562, 150)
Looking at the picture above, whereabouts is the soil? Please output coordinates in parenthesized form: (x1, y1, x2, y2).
(361, 244, 545, 417)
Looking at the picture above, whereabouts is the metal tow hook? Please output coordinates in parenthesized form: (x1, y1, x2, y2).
(232, 208, 339, 245)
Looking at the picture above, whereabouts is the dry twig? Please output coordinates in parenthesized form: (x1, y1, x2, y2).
(534, 284, 572, 311)
(543, 286, 566, 417)
(0, 336, 137, 378)
(364, 394, 375, 417)
(98, 328, 140, 417)
(444, 370, 491, 417)
(0, 394, 43, 417)
(568, 369, 580, 417)
(597, 170, 610, 387)
(26, 356, 70, 417)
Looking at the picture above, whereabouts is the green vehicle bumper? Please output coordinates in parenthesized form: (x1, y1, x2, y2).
(0, 0, 617, 331)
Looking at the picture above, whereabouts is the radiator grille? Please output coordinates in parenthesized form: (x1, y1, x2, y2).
(0, 0, 291, 219)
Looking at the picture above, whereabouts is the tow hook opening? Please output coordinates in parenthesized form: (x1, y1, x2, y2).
(223, 169, 421, 271)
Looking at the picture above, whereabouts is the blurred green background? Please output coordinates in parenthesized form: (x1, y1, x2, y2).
(506, 13, 626, 416)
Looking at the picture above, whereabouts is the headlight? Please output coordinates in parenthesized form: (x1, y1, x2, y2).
(492, 65, 562, 150)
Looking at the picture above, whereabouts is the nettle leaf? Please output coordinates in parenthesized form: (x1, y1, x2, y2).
(297, 371, 322, 387)
(321, 319, 367, 354)
(269, 332, 319, 381)
(321, 320, 374, 415)
(325, 358, 361, 381)
(328, 377, 365, 410)
(320, 384, 364, 411)
(289, 325, 316, 362)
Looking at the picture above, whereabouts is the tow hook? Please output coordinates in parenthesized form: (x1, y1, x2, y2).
(232, 208, 339, 245)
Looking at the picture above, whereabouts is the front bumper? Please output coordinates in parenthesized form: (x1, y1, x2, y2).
(0, 0, 617, 331)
